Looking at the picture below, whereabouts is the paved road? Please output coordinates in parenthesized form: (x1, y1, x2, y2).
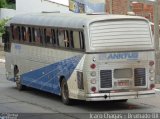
(0, 62, 160, 119)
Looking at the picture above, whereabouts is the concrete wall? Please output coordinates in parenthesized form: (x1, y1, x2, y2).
(106, 0, 160, 23)
(0, 8, 16, 19)
(42, 0, 71, 13)
(16, 0, 71, 14)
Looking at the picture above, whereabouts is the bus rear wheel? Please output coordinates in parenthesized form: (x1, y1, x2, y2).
(15, 75, 23, 90)
(14, 66, 24, 90)
(61, 79, 72, 105)
(117, 99, 128, 102)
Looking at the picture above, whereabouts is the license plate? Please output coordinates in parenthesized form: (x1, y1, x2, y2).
(118, 80, 129, 86)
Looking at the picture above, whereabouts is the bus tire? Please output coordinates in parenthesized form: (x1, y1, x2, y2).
(14, 66, 24, 90)
(61, 79, 71, 105)
(117, 99, 128, 102)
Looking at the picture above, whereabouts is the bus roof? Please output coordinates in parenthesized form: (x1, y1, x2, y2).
(9, 13, 148, 29)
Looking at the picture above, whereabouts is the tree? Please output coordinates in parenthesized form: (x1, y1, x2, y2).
(6, 0, 15, 4)
(0, 19, 8, 37)
(0, 0, 7, 8)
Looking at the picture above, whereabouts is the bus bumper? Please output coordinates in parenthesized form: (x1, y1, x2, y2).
(85, 90, 155, 101)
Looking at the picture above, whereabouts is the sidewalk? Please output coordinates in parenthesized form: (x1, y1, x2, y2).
(0, 47, 5, 63)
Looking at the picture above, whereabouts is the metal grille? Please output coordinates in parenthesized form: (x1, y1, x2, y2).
(77, 71, 84, 90)
(134, 68, 146, 86)
(100, 70, 112, 88)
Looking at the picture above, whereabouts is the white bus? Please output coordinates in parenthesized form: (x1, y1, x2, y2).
(3, 13, 155, 105)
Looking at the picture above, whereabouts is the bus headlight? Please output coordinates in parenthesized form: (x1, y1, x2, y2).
(90, 71, 96, 77)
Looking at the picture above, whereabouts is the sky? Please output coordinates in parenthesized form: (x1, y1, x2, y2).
(49, 0, 69, 6)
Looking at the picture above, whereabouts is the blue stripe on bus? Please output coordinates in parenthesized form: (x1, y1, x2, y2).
(21, 55, 83, 95)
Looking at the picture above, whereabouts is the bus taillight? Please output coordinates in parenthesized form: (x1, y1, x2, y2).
(150, 84, 155, 90)
(91, 86, 96, 92)
(90, 64, 96, 69)
(149, 61, 154, 66)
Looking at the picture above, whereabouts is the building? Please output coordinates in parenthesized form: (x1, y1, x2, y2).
(16, 0, 71, 14)
(106, 0, 160, 23)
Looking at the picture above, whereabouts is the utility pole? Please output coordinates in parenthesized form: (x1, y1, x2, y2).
(153, 0, 159, 52)
(109, 0, 112, 14)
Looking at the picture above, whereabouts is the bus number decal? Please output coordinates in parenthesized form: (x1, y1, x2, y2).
(15, 44, 21, 50)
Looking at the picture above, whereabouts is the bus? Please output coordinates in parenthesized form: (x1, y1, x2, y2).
(3, 13, 155, 105)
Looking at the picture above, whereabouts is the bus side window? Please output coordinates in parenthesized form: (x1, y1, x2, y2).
(12, 25, 21, 41)
(71, 31, 85, 50)
(44, 28, 53, 46)
(32, 28, 35, 42)
(51, 29, 56, 46)
(32, 28, 43, 45)
(11, 25, 14, 40)
(58, 29, 65, 47)
(21, 26, 26, 42)
(22, 26, 32, 43)
(58, 29, 70, 48)
(27, 27, 32, 43)
(64, 30, 69, 48)
(69, 31, 74, 48)
(72, 31, 81, 49)
(79, 32, 85, 49)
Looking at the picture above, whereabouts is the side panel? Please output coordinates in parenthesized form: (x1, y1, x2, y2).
(5, 43, 84, 95)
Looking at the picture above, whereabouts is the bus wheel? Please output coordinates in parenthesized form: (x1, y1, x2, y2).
(61, 79, 71, 105)
(14, 66, 24, 90)
(117, 99, 128, 102)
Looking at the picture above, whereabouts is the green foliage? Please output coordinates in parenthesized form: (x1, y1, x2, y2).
(6, 0, 15, 4)
(0, 0, 7, 8)
(0, 0, 15, 9)
(0, 19, 8, 37)
(6, 3, 16, 9)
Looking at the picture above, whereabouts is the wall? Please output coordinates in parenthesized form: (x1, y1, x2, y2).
(0, 8, 16, 19)
(42, 0, 71, 13)
(16, 0, 71, 14)
(106, 0, 160, 23)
